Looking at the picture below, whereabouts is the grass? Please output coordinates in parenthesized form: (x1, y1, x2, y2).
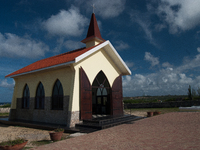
(31, 140, 52, 147)
(125, 107, 200, 116)
(27, 134, 70, 149)
(23, 147, 33, 149)
(0, 104, 11, 108)
(125, 107, 180, 114)
(0, 113, 9, 117)
(123, 95, 195, 104)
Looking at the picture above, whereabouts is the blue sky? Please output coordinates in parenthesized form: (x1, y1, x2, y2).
(1, 0, 200, 102)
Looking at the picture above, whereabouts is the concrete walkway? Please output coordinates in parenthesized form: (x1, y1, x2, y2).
(31, 112, 200, 150)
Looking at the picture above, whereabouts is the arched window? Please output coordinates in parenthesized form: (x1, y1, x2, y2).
(97, 84, 107, 96)
(92, 71, 111, 115)
(52, 79, 63, 110)
(35, 82, 45, 109)
(22, 84, 30, 109)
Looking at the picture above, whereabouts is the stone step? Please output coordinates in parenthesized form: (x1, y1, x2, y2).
(75, 115, 144, 130)
(83, 115, 140, 125)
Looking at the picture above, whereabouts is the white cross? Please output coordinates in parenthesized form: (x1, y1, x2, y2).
(91, 4, 95, 13)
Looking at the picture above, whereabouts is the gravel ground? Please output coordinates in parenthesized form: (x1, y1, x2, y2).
(0, 108, 10, 113)
(124, 110, 147, 117)
(31, 112, 200, 150)
(0, 124, 69, 148)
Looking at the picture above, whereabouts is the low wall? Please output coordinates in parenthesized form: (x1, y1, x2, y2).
(0, 108, 10, 113)
(9, 96, 74, 127)
(124, 100, 200, 109)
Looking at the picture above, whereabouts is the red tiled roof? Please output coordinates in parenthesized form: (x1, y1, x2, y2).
(6, 45, 98, 78)
(82, 13, 105, 43)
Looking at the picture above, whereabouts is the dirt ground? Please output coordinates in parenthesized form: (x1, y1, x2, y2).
(0, 111, 146, 148)
(124, 110, 147, 117)
(0, 124, 70, 148)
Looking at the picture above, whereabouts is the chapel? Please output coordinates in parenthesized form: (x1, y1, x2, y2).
(6, 13, 131, 127)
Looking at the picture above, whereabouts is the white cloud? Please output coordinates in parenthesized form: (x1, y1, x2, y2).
(177, 53, 200, 72)
(42, 6, 88, 37)
(162, 62, 173, 68)
(91, 0, 126, 18)
(0, 33, 49, 58)
(179, 73, 193, 84)
(123, 51, 200, 96)
(0, 79, 15, 89)
(70, 0, 126, 18)
(144, 52, 159, 67)
(64, 40, 85, 50)
(52, 38, 85, 53)
(154, 0, 200, 34)
(125, 61, 134, 68)
(115, 41, 129, 51)
(123, 71, 193, 96)
(197, 47, 200, 53)
(129, 10, 158, 46)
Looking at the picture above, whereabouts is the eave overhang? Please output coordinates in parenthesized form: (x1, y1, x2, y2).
(6, 61, 75, 78)
(6, 40, 131, 78)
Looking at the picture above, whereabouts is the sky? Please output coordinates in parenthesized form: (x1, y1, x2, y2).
(1, 0, 200, 102)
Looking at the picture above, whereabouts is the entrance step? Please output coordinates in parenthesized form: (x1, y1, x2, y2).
(75, 115, 144, 130)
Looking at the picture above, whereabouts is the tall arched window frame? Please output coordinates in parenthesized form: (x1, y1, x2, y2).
(22, 84, 30, 109)
(52, 79, 63, 110)
(35, 82, 45, 109)
(92, 71, 111, 115)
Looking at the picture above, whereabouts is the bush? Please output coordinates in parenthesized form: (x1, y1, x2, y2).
(0, 103, 11, 108)
(0, 138, 25, 146)
(54, 128, 64, 132)
(192, 97, 200, 100)
(123, 99, 158, 104)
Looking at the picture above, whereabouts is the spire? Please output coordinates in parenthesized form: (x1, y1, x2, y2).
(82, 13, 105, 47)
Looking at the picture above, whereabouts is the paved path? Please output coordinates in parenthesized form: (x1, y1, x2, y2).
(31, 112, 200, 150)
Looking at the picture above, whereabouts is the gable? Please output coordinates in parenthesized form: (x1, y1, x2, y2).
(74, 48, 121, 86)
(76, 40, 131, 76)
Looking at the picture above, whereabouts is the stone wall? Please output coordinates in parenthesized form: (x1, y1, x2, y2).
(9, 96, 80, 128)
(124, 100, 200, 109)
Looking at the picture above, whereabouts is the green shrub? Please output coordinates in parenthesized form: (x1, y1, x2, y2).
(165, 98, 177, 102)
(0, 103, 11, 108)
(54, 128, 64, 132)
(123, 99, 158, 104)
(0, 138, 25, 146)
(192, 97, 200, 100)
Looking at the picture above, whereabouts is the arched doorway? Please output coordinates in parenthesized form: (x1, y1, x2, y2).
(92, 71, 111, 115)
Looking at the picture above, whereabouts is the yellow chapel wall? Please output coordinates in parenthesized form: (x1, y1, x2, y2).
(86, 40, 100, 48)
(10, 48, 123, 114)
(11, 67, 73, 109)
(71, 48, 122, 112)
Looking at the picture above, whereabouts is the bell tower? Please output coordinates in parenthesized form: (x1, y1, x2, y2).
(81, 13, 105, 48)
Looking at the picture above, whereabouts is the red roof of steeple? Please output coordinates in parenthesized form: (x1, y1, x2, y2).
(82, 13, 105, 43)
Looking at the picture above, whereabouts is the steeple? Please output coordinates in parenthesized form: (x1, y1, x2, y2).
(82, 13, 105, 48)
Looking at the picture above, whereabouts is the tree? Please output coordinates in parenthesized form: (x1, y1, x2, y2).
(197, 87, 200, 97)
(192, 88, 197, 97)
(188, 85, 192, 100)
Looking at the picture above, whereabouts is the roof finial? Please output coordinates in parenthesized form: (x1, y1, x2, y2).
(91, 4, 95, 14)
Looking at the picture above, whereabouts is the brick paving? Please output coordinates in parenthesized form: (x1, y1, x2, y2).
(31, 112, 200, 150)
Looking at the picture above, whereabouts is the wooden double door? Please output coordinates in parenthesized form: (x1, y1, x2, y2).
(93, 95, 110, 115)
(80, 68, 123, 120)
